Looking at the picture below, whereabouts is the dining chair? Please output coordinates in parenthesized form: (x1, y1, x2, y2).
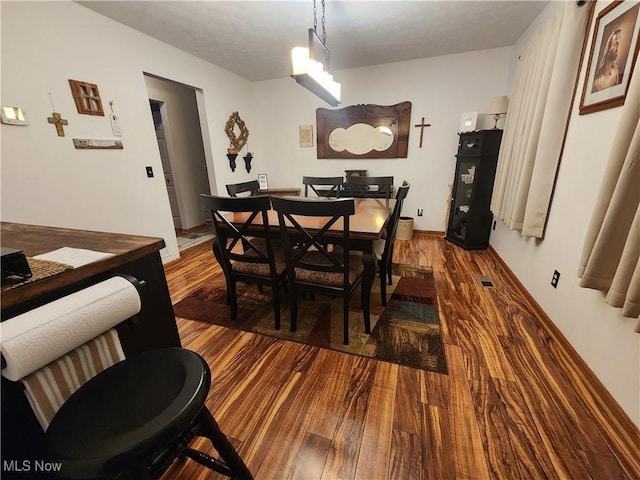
(302, 176, 344, 198)
(226, 180, 260, 197)
(346, 175, 394, 199)
(201, 194, 287, 329)
(270, 196, 371, 345)
(376, 181, 411, 305)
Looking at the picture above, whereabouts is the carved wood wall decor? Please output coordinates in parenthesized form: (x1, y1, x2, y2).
(224, 111, 249, 154)
(68, 80, 104, 116)
(316, 101, 412, 159)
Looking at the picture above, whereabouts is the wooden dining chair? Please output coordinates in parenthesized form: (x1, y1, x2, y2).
(376, 181, 411, 305)
(347, 176, 394, 199)
(302, 176, 344, 198)
(270, 196, 371, 345)
(226, 180, 260, 197)
(201, 194, 287, 329)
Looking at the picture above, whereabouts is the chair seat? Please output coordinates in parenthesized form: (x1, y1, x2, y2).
(46, 348, 210, 478)
(294, 251, 364, 286)
(231, 247, 287, 277)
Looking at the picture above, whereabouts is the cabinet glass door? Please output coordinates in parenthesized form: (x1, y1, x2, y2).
(449, 159, 477, 240)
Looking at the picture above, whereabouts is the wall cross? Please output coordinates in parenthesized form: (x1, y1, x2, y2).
(47, 112, 68, 137)
(414, 117, 432, 148)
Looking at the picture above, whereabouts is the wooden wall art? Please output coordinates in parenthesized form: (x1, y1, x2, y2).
(316, 102, 412, 159)
(68, 79, 104, 116)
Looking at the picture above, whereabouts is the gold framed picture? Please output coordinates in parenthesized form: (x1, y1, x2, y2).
(579, 1, 640, 115)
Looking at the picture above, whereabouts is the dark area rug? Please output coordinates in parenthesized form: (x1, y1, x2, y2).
(173, 263, 447, 374)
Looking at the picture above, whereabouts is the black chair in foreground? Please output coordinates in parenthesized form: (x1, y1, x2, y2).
(201, 194, 287, 329)
(226, 180, 260, 197)
(346, 175, 394, 199)
(45, 347, 253, 479)
(271, 196, 371, 345)
(376, 181, 411, 305)
(302, 176, 344, 198)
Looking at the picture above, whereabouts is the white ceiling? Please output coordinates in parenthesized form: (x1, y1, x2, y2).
(76, 0, 550, 81)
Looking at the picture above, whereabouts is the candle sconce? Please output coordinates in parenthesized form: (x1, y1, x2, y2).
(243, 152, 253, 173)
(227, 149, 238, 172)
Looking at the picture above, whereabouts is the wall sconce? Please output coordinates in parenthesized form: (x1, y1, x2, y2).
(227, 149, 238, 172)
(487, 96, 509, 129)
(243, 152, 253, 173)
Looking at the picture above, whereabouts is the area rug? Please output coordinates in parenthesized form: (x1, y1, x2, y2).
(173, 263, 447, 374)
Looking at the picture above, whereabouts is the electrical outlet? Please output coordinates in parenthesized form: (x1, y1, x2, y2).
(417, 208, 423, 217)
(146, 166, 154, 178)
(551, 270, 560, 288)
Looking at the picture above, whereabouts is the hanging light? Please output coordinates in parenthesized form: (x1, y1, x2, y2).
(291, 0, 341, 106)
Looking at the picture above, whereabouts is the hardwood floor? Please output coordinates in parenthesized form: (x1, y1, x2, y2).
(162, 234, 640, 479)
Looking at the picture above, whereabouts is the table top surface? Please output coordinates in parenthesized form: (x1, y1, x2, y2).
(1, 222, 165, 310)
(224, 197, 395, 240)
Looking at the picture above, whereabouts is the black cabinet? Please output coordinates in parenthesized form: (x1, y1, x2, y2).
(446, 129, 503, 250)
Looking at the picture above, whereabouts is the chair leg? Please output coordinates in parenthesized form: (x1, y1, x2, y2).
(380, 263, 388, 306)
(289, 285, 298, 333)
(196, 408, 253, 480)
(273, 280, 281, 330)
(230, 283, 238, 320)
(343, 299, 349, 345)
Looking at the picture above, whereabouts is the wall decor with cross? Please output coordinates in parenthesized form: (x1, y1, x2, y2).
(414, 117, 432, 148)
(47, 112, 68, 137)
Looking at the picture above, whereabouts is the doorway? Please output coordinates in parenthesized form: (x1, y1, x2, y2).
(145, 74, 214, 237)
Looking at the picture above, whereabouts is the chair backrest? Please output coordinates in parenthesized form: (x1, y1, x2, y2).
(302, 176, 344, 198)
(200, 194, 276, 278)
(226, 180, 260, 197)
(347, 176, 394, 199)
(271, 197, 355, 290)
(383, 182, 411, 256)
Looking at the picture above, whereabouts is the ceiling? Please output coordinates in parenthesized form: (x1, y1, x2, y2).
(76, 1, 549, 82)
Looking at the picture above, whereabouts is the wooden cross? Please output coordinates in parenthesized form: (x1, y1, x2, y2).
(414, 117, 432, 148)
(48, 112, 68, 137)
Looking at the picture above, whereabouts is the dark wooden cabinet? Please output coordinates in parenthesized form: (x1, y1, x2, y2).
(446, 129, 503, 250)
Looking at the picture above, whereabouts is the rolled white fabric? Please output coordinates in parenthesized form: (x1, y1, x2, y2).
(0, 276, 141, 381)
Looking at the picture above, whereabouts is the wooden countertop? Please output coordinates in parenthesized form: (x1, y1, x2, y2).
(1, 222, 165, 310)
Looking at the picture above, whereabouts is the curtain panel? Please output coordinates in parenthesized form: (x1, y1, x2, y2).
(491, 2, 591, 237)
(578, 65, 640, 327)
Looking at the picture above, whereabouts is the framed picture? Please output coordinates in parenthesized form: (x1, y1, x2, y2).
(459, 112, 477, 132)
(258, 174, 268, 190)
(299, 124, 314, 147)
(579, 1, 640, 115)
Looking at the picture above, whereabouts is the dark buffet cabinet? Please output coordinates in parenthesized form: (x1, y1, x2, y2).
(446, 129, 503, 250)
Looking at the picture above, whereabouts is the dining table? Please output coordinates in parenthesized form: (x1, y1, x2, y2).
(221, 196, 396, 297)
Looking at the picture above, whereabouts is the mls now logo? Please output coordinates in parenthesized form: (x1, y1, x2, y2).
(3, 460, 63, 472)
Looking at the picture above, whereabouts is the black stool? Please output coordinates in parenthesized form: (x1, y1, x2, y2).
(45, 348, 253, 480)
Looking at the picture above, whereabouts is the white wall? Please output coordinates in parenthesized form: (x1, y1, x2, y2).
(1, 0, 253, 262)
(251, 48, 511, 232)
(489, 1, 639, 425)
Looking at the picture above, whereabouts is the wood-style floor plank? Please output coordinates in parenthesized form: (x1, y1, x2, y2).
(161, 234, 640, 479)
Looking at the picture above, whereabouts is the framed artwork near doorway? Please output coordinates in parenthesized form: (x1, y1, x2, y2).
(579, 0, 640, 115)
(258, 174, 268, 190)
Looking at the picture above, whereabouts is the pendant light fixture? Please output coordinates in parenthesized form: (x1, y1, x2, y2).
(291, 0, 341, 106)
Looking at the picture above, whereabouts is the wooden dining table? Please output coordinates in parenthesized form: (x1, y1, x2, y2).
(221, 196, 396, 296)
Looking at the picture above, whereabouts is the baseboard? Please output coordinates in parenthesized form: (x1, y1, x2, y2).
(487, 244, 640, 464)
(413, 229, 445, 236)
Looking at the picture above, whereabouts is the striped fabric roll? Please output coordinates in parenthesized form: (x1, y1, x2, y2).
(21, 329, 125, 430)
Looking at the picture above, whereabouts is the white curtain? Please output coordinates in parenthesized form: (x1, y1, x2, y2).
(491, 2, 591, 237)
(578, 66, 640, 328)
